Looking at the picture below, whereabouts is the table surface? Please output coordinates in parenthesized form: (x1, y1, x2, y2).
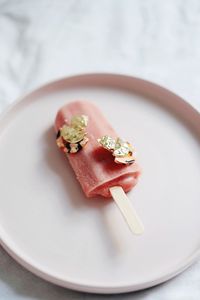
(0, 0, 200, 299)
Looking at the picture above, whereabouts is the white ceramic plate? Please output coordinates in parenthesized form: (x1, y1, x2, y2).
(0, 74, 200, 294)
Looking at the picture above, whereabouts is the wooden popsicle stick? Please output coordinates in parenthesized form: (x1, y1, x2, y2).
(109, 186, 144, 235)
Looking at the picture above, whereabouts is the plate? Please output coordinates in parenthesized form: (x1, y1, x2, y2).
(0, 73, 200, 294)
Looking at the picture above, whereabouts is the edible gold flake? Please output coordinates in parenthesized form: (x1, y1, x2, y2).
(97, 135, 135, 165)
(56, 114, 89, 154)
(113, 138, 132, 157)
(60, 125, 86, 143)
(56, 136, 65, 148)
(70, 144, 79, 153)
(71, 115, 88, 129)
(97, 135, 116, 150)
(115, 154, 135, 165)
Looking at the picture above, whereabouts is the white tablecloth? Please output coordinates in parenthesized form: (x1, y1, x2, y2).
(0, 1, 200, 299)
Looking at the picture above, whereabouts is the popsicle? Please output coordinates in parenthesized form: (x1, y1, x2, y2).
(55, 100, 144, 234)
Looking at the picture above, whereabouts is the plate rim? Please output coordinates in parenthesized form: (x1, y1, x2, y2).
(0, 72, 200, 294)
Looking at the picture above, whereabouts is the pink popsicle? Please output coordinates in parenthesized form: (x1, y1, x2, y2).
(55, 101, 141, 198)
